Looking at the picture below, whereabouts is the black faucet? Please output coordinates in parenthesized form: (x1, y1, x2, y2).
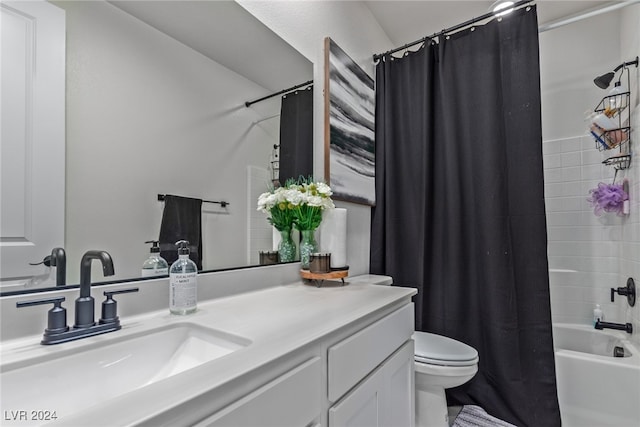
(75, 250, 115, 328)
(28, 248, 66, 286)
(50, 247, 66, 286)
(17, 250, 139, 345)
(595, 320, 633, 334)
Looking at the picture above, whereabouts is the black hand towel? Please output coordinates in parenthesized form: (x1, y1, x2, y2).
(159, 195, 203, 270)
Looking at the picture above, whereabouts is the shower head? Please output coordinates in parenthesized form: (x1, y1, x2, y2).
(594, 72, 615, 89)
(594, 56, 639, 89)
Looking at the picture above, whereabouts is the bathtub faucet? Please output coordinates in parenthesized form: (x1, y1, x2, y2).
(595, 320, 633, 334)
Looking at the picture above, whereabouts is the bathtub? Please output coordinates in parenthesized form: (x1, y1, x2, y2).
(553, 323, 640, 427)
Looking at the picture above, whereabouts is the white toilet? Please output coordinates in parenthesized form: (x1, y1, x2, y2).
(349, 275, 479, 427)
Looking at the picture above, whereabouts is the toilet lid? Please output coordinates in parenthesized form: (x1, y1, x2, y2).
(413, 332, 479, 367)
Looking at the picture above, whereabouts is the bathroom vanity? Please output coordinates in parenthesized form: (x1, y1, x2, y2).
(0, 277, 416, 426)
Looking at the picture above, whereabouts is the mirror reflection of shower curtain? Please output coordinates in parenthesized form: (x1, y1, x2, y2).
(278, 87, 313, 184)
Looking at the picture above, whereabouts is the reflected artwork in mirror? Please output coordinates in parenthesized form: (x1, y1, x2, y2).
(0, 0, 313, 295)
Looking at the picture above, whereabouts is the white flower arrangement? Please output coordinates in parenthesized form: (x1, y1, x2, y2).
(257, 178, 334, 231)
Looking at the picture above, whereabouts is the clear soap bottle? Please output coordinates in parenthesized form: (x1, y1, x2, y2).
(169, 240, 198, 315)
(593, 304, 603, 326)
(141, 240, 169, 277)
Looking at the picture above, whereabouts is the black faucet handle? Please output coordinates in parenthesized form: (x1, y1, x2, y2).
(17, 296, 69, 335)
(28, 255, 52, 266)
(105, 288, 140, 297)
(17, 295, 65, 308)
(99, 287, 139, 324)
(611, 278, 636, 307)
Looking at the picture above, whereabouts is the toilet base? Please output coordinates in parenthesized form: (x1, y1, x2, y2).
(415, 376, 449, 427)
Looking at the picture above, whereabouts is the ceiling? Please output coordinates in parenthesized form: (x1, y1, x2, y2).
(366, 0, 615, 48)
(108, 1, 619, 91)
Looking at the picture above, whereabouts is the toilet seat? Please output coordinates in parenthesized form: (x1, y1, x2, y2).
(413, 332, 479, 367)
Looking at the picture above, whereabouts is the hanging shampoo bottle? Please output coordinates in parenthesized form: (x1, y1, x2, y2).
(169, 240, 198, 315)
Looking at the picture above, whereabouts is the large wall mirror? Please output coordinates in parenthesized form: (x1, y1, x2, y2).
(0, 0, 313, 294)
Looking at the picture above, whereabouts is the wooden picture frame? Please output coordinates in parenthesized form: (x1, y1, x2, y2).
(324, 37, 376, 206)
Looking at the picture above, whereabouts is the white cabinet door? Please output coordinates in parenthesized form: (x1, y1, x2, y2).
(382, 340, 415, 427)
(196, 357, 322, 427)
(329, 364, 385, 427)
(329, 340, 415, 427)
(0, 0, 65, 279)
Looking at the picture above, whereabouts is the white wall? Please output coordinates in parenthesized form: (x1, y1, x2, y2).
(541, 5, 640, 341)
(238, 0, 394, 276)
(52, 1, 277, 283)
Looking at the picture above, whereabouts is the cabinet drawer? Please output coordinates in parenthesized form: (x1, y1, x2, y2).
(328, 303, 414, 402)
(197, 357, 322, 427)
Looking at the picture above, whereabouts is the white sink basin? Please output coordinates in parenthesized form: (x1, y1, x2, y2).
(0, 323, 250, 425)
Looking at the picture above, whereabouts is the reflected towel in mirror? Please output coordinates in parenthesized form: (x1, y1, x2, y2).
(159, 195, 203, 269)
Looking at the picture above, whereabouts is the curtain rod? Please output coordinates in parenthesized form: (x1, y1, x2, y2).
(374, 0, 640, 61)
(245, 80, 313, 107)
(538, 0, 640, 32)
(157, 194, 229, 208)
(373, 0, 532, 61)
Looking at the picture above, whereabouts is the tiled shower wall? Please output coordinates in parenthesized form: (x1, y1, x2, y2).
(543, 118, 640, 341)
(543, 135, 629, 325)
(542, 5, 640, 343)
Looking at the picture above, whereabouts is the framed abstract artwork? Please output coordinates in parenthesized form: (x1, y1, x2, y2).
(324, 37, 375, 206)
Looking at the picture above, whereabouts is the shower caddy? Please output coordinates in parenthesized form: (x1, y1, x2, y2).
(592, 62, 634, 172)
(593, 93, 631, 170)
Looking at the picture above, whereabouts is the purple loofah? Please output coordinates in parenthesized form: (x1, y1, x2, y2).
(587, 182, 629, 216)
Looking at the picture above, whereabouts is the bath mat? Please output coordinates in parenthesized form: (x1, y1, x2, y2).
(452, 405, 517, 427)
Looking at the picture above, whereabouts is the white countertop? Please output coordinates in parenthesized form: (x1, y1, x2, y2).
(1, 281, 416, 426)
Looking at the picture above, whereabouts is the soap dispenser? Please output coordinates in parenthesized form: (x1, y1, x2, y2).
(593, 304, 603, 326)
(141, 240, 169, 278)
(169, 240, 198, 315)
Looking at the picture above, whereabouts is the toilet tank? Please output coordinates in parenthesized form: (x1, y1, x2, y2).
(348, 274, 393, 286)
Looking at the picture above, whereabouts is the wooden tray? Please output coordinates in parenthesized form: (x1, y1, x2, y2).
(300, 269, 348, 280)
(300, 269, 349, 287)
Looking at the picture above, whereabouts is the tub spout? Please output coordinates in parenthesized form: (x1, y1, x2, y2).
(595, 320, 633, 334)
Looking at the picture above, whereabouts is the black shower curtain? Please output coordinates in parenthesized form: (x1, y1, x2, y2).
(279, 88, 314, 183)
(370, 7, 560, 426)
